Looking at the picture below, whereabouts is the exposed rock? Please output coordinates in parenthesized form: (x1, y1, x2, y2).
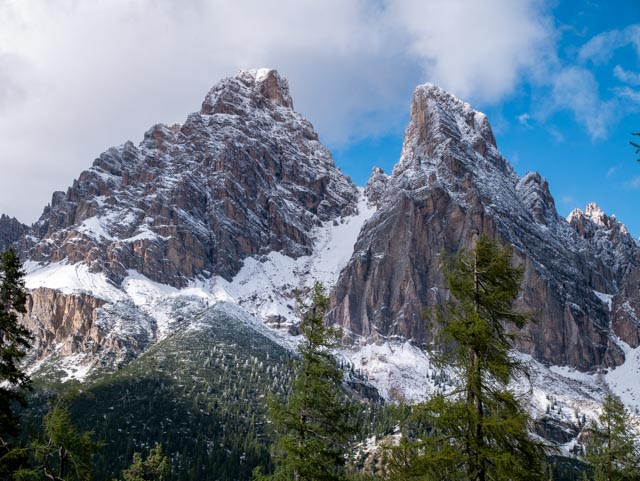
(330, 83, 638, 371)
(0, 214, 28, 251)
(21, 69, 358, 287)
(20, 288, 106, 359)
(363, 167, 389, 208)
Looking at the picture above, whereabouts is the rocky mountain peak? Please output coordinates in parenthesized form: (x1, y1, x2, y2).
(21, 69, 358, 286)
(201, 68, 293, 116)
(363, 167, 389, 207)
(567, 203, 637, 283)
(516, 172, 556, 225)
(331, 83, 640, 372)
(393, 83, 500, 177)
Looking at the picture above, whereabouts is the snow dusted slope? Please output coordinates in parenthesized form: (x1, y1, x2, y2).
(23, 189, 376, 379)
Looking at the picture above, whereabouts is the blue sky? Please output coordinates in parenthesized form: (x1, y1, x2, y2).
(0, 0, 639, 236)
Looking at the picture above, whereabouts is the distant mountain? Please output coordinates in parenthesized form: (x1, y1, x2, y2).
(0, 213, 28, 251)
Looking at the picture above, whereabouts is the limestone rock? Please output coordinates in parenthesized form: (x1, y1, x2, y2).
(20, 69, 358, 287)
(330, 83, 638, 371)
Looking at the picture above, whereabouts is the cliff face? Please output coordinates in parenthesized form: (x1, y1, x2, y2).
(329, 83, 640, 371)
(21, 69, 358, 287)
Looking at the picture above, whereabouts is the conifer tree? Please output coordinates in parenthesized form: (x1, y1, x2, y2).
(119, 444, 169, 481)
(0, 248, 33, 477)
(255, 282, 355, 481)
(586, 394, 640, 481)
(391, 235, 545, 481)
(14, 401, 102, 481)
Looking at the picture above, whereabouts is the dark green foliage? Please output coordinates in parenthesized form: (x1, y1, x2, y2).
(391, 236, 545, 481)
(585, 394, 640, 481)
(14, 401, 102, 481)
(0, 248, 33, 477)
(119, 444, 169, 481)
(256, 282, 356, 481)
(630, 132, 640, 162)
(22, 304, 298, 481)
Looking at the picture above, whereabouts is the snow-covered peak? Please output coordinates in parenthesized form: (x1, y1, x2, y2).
(393, 81, 504, 179)
(21, 68, 357, 287)
(568, 203, 630, 237)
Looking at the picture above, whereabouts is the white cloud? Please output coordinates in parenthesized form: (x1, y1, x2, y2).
(578, 24, 640, 65)
(532, 23, 640, 141)
(613, 65, 640, 85)
(0, 0, 555, 223)
(625, 176, 640, 190)
(386, 0, 554, 103)
(542, 67, 617, 140)
(518, 113, 532, 127)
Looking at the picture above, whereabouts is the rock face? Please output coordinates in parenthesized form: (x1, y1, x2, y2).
(20, 288, 105, 358)
(567, 204, 640, 349)
(0, 214, 28, 251)
(21, 69, 358, 287)
(329, 83, 640, 371)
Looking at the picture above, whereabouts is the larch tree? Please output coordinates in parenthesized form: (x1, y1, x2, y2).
(391, 235, 545, 481)
(120, 444, 170, 481)
(586, 394, 640, 481)
(255, 282, 355, 481)
(14, 401, 102, 481)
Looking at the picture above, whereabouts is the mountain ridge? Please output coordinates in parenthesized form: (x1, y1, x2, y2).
(5, 70, 640, 460)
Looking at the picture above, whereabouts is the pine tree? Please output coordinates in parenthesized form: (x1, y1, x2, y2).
(119, 444, 169, 481)
(586, 394, 640, 481)
(391, 235, 545, 481)
(0, 248, 33, 477)
(255, 282, 355, 481)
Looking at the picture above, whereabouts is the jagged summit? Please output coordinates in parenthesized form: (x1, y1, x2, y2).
(201, 68, 294, 114)
(20, 69, 358, 286)
(568, 202, 630, 235)
(0, 214, 28, 252)
(393, 82, 501, 177)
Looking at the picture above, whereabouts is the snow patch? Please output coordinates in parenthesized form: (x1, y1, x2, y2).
(593, 290, 613, 311)
(24, 261, 126, 302)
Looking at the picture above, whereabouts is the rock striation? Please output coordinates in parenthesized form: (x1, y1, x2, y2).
(20, 69, 358, 287)
(329, 83, 640, 371)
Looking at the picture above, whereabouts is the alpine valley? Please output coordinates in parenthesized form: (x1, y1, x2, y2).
(7, 69, 640, 480)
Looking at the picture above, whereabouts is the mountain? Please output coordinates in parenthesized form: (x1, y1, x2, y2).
(330, 83, 639, 372)
(19, 68, 360, 366)
(9, 70, 640, 475)
(21, 68, 357, 287)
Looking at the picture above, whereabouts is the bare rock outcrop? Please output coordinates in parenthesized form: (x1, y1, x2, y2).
(20, 288, 105, 358)
(0, 214, 28, 252)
